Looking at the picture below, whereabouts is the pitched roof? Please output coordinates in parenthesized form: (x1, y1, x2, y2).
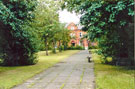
(65, 22, 82, 29)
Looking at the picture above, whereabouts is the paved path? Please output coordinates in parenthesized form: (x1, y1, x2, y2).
(12, 50, 95, 89)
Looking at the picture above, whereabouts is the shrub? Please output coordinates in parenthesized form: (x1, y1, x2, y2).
(0, 0, 38, 66)
(76, 45, 85, 50)
(88, 46, 98, 49)
(58, 45, 64, 52)
(63, 45, 68, 50)
(52, 48, 56, 53)
(1, 28, 39, 66)
(67, 45, 85, 50)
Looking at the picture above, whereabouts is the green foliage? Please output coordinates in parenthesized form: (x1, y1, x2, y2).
(58, 24, 71, 51)
(31, 0, 71, 55)
(63, 0, 134, 65)
(91, 49, 134, 89)
(88, 41, 98, 49)
(58, 45, 64, 52)
(88, 46, 98, 49)
(76, 45, 85, 50)
(0, 50, 79, 89)
(0, 0, 38, 66)
(68, 45, 84, 50)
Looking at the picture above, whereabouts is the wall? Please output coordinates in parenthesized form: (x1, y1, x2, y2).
(67, 22, 89, 49)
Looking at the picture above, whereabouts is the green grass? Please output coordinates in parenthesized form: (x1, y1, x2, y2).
(80, 67, 85, 84)
(0, 50, 80, 89)
(60, 84, 65, 89)
(91, 49, 135, 89)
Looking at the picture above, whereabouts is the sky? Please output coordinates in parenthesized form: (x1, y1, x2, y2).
(59, 9, 81, 24)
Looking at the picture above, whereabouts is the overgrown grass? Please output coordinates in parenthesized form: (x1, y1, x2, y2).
(91, 49, 135, 89)
(0, 50, 79, 89)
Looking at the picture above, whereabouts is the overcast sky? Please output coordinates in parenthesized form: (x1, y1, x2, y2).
(59, 9, 81, 24)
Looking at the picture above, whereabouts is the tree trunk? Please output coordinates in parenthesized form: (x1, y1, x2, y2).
(63, 42, 67, 50)
(45, 38, 48, 56)
(52, 39, 56, 53)
(59, 40, 62, 52)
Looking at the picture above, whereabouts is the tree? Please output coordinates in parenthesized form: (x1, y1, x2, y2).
(48, 23, 71, 53)
(57, 23, 71, 52)
(62, 0, 134, 65)
(0, 0, 39, 66)
(32, 0, 63, 55)
(42, 25, 54, 55)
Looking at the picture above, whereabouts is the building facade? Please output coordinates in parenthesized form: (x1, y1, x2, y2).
(67, 22, 89, 50)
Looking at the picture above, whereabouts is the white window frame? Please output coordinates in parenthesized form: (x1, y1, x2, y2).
(71, 26, 75, 30)
(80, 32, 83, 38)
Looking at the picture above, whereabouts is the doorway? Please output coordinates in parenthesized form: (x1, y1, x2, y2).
(72, 43, 75, 46)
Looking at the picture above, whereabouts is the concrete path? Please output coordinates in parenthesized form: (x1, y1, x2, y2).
(12, 50, 95, 89)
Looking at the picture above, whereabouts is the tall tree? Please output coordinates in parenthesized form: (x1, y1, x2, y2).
(60, 24, 71, 50)
(56, 23, 71, 52)
(0, 0, 38, 66)
(62, 0, 134, 65)
(32, 0, 61, 55)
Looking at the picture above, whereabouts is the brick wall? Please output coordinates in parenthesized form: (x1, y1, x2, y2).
(67, 22, 89, 49)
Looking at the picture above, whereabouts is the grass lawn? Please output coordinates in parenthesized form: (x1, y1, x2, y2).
(91, 50, 135, 89)
(0, 50, 80, 89)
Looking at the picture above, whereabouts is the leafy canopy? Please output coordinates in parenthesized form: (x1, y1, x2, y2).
(0, 0, 38, 66)
(62, 0, 134, 64)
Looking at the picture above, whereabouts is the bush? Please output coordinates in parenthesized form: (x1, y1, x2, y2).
(0, 0, 38, 66)
(67, 46, 76, 50)
(1, 28, 39, 66)
(0, 57, 3, 64)
(76, 45, 85, 50)
(38, 43, 53, 51)
(38, 42, 45, 51)
(58, 45, 64, 52)
(88, 46, 98, 49)
(63, 45, 68, 50)
(52, 48, 56, 53)
(67, 45, 85, 50)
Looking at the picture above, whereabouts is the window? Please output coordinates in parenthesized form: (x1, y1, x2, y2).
(71, 26, 75, 30)
(70, 33, 75, 37)
(80, 32, 82, 38)
(79, 41, 81, 46)
(72, 43, 75, 46)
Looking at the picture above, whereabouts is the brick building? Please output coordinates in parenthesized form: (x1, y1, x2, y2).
(67, 22, 89, 50)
